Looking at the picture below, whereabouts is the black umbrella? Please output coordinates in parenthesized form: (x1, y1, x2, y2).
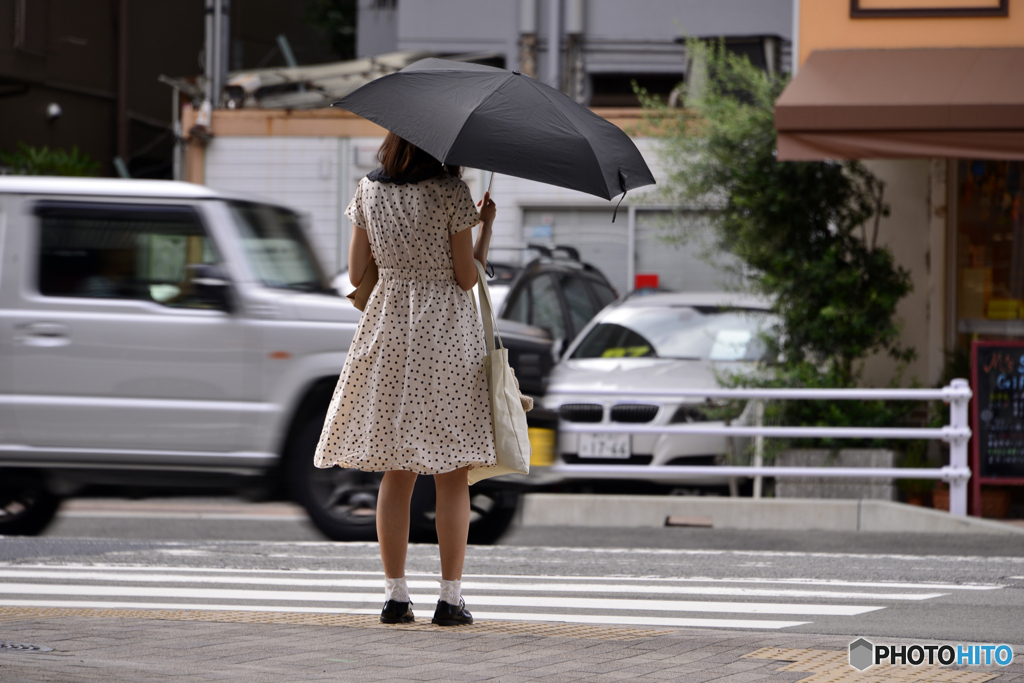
(333, 58, 655, 203)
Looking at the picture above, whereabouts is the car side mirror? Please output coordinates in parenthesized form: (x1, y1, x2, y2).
(189, 263, 234, 312)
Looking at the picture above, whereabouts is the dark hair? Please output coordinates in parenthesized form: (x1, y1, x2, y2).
(377, 132, 460, 179)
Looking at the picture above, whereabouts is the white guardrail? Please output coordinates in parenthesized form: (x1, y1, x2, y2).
(551, 379, 973, 517)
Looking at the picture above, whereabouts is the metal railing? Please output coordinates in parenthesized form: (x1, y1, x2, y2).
(550, 379, 973, 516)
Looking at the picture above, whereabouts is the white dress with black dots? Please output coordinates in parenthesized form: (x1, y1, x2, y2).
(314, 173, 497, 475)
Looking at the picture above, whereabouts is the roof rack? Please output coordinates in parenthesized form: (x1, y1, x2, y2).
(525, 243, 582, 262)
(552, 245, 580, 261)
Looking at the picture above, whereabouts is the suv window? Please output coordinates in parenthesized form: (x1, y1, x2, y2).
(590, 280, 616, 309)
(503, 274, 568, 340)
(528, 275, 567, 340)
(504, 284, 529, 326)
(35, 201, 220, 308)
(558, 274, 598, 335)
(229, 201, 331, 293)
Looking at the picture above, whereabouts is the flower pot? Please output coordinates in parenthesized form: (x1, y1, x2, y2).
(906, 492, 931, 507)
(931, 487, 1010, 518)
(981, 489, 1011, 519)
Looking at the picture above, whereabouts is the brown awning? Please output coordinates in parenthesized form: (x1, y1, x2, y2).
(774, 48, 1024, 161)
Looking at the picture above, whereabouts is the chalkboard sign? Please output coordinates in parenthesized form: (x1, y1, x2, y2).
(971, 340, 1024, 482)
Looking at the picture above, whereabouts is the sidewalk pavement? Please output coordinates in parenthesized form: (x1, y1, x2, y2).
(2, 607, 1020, 683)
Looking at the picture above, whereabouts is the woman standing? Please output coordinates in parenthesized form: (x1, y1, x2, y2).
(314, 132, 496, 626)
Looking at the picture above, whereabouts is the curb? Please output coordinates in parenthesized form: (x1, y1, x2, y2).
(518, 494, 1024, 534)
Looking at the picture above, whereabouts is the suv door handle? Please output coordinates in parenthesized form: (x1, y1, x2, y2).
(16, 322, 71, 348)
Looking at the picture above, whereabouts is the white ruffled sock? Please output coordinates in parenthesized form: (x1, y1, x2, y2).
(438, 578, 462, 605)
(384, 576, 410, 603)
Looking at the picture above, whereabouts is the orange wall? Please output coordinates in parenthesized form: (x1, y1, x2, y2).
(799, 0, 1024, 67)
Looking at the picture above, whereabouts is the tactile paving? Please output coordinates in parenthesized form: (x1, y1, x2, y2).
(0, 606, 672, 641)
(744, 647, 1002, 682)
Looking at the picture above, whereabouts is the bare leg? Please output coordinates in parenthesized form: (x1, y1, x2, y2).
(377, 470, 418, 578)
(433, 467, 470, 581)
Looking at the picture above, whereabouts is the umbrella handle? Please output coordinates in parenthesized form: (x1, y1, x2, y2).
(486, 171, 495, 196)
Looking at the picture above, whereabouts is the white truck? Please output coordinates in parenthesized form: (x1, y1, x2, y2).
(0, 176, 522, 542)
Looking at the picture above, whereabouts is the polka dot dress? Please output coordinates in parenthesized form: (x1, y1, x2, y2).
(314, 172, 497, 475)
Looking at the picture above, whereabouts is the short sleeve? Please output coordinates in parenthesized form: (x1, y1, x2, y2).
(345, 182, 366, 230)
(448, 180, 481, 235)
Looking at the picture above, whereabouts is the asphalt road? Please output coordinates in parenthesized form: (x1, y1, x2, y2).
(44, 496, 1024, 556)
(3, 497, 1020, 647)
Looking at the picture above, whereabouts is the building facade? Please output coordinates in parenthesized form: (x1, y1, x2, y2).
(777, 0, 1024, 389)
(185, 0, 791, 295)
(357, 0, 792, 105)
(777, 0, 1024, 511)
(0, 0, 341, 178)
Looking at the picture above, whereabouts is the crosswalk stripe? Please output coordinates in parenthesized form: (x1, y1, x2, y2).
(0, 600, 809, 630)
(0, 571, 945, 601)
(2, 564, 1001, 591)
(0, 583, 881, 616)
(60, 512, 305, 521)
(2, 563, 979, 631)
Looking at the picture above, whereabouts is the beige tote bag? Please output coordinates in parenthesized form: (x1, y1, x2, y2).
(468, 259, 532, 485)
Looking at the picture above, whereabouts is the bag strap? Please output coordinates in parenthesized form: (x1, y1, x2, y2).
(475, 259, 505, 354)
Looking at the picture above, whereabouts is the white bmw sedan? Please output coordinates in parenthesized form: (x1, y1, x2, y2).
(536, 291, 774, 489)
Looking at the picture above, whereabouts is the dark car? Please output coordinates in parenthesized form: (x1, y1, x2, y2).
(498, 245, 619, 360)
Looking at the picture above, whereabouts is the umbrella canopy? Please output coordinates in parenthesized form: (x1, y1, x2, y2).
(333, 58, 655, 201)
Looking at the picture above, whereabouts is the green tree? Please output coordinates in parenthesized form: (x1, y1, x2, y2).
(641, 41, 916, 443)
(0, 143, 100, 177)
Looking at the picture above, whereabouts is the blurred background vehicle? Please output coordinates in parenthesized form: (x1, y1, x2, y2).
(497, 245, 618, 358)
(0, 176, 523, 543)
(532, 291, 775, 495)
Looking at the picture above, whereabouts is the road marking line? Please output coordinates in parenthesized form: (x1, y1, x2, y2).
(470, 546, 1024, 563)
(0, 567, 997, 592)
(59, 512, 305, 521)
(0, 574, 944, 601)
(0, 564, 1004, 591)
(0, 583, 880, 616)
(0, 600, 808, 630)
(8, 539, 1019, 563)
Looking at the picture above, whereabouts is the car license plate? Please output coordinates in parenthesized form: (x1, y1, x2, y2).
(578, 432, 630, 459)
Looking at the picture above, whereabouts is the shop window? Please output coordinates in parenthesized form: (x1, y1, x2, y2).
(957, 161, 1024, 330)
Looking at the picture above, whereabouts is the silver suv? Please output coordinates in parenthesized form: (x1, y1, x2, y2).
(0, 177, 520, 542)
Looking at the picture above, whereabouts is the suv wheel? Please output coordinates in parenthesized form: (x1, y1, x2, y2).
(287, 412, 520, 544)
(287, 411, 382, 542)
(0, 475, 61, 536)
(409, 478, 520, 545)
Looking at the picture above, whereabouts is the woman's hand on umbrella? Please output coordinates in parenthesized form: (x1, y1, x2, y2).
(477, 192, 496, 225)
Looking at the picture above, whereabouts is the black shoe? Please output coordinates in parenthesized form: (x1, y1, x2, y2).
(380, 599, 414, 624)
(431, 598, 473, 626)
